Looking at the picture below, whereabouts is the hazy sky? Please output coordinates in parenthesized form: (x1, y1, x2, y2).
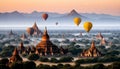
(0, 0, 120, 16)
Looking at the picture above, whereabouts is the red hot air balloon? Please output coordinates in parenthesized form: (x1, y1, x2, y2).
(42, 13, 48, 20)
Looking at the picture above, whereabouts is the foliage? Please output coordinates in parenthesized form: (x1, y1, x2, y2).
(39, 57, 49, 62)
(21, 53, 28, 58)
(10, 62, 23, 69)
(107, 62, 120, 69)
(0, 60, 119, 69)
(59, 56, 73, 62)
(75, 56, 120, 64)
(50, 58, 59, 63)
(0, 58, 9, 65)
(28, 54, 39, 61)
(23, 61, 36, 69)
(92, 63, 105, 69)
(37, 64, 50, 69)
(0, 65, 10, 69)
(0, 51, 12, 57)
(0, 46, 15, 57)
(68, 46, 82, 55)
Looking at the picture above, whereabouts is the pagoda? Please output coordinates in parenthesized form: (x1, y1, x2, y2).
(21, 33, 27, 40)
(100, 38, 107, 45)
(32, 22, 42, 36)
(96, 32, 103, 39)
(18, 42, 25, 54)
(36, 27, 61, 56)
(80, 41, 102, 57)
(9, 48, 23, 63)
(9, 30, 14, 36)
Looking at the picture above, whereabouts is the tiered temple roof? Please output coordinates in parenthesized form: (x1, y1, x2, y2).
(96, 32, 103, 39)
(100, 38, 107, 45)
(32, 22, 42, 36)
(9, 30, 14, 36)
(21, 33, 27, 40)
(18, 42, 25, 54)
(9, 48, 22, 63)
(36, 27, 64, 56)
(80, 41, 102, 57)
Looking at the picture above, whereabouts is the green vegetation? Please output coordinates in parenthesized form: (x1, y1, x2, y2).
(75, 56, 120, 64)
(68, 47, 83, 55)
(23, 61, 36, 69)
(50, 58, 58, 63)
(0, 51, 120, 69)
(27, 54, 39, 61)
(0, 61, 119, 69)
(39, 57, 49, 62)
(59, 56, 73, 62)
(0, 46, 15, 57)
(38, 56, 74, 63)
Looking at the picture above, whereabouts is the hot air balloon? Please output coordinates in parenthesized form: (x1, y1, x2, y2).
(56, 22, 58, 25)
(42, 13, 48, 20)
(73, 17, 81, 26)
(83, 22, 93, 32)
(26, 27, 34, 35)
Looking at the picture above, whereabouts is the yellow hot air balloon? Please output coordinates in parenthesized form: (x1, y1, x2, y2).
(74, 17, 81, 26)
(83, 22, 93, 32)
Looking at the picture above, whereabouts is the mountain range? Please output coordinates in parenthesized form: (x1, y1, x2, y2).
(0, 9, 120, 26)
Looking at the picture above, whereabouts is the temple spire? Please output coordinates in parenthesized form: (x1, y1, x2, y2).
(12, 48, 18, 56)
(80, 40, 102, 57)
(44, 27, 47, 34)
(41, 27, 49, 41)
(91, 40, 95, 48)
(33, 22, 37, 28)
(10, 48, 23, 63)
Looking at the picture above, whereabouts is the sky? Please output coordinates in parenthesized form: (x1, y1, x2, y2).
(0, 0, 120, 16)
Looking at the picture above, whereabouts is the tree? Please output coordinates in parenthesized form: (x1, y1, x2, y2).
(50, 58, 59, 63)
(23, 61, 36, 69)
(110, 62, 120, 69)
(0, 46, 15, 57)
(107, 50, 120, 56)
(10, 62, 23, 69)
(75, 59, 85, 64)
(62, 64, 73, 69)
(51, 65, 58, 69)
(92, 63, 105, 69)
(39, 57, 49, 62)
(59, 56, 73, 62)
(0, 65, 10, 69)
(28, 54, 39, 61)
(70, 42, 76, 46)
(57, 64, 64, 69)
(0, 58, 9, 65)
(0, 51, 12, 57)
(37, 64, 50, 69)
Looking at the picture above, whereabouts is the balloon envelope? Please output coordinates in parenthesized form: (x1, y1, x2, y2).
(26, 27, 34, 35)
(56, 22, 58, 25)
(83, 22, 92, 32)
(74, 17, 81, 26)
(42, 13, 48, 20)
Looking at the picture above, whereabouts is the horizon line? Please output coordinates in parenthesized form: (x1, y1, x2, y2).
(0, 10, 119, 16)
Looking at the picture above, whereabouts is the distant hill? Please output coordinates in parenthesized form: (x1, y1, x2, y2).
(0, 10, 120, 26)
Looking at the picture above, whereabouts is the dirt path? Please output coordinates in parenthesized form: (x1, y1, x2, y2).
(22, 57, 112, 66)
(34, 61, 112, 66)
